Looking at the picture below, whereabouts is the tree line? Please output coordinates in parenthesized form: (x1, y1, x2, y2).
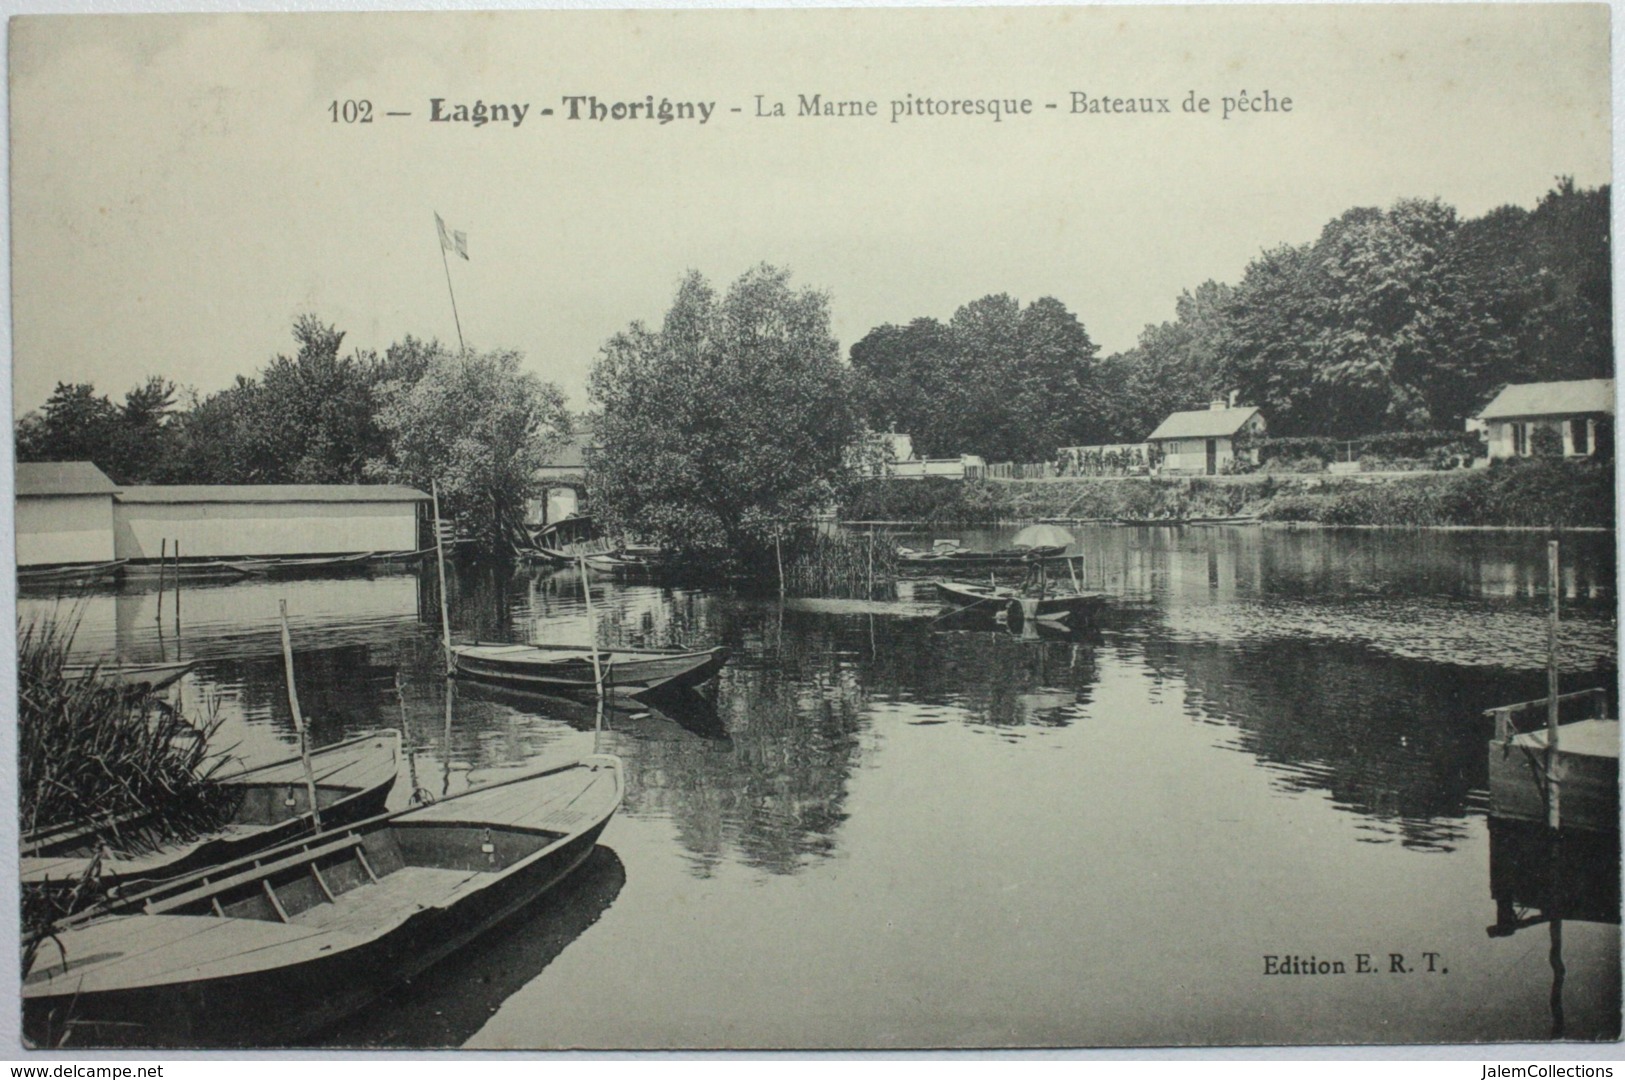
(14, 316, 569, 548)
(851, 178, 1611, 448)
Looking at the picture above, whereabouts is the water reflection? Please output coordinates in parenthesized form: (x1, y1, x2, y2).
(15, 524, 1619, 1046)
(316, 845, 627, 1048)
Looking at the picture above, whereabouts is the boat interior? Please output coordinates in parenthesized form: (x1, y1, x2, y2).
(148, 822, 566, 928)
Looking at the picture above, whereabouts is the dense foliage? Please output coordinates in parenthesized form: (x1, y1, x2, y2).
(589, 265, 856, 560)
(850, 293, 1101, 460)
(851, 180, 1610, 454)
(14, 318, 568, 549)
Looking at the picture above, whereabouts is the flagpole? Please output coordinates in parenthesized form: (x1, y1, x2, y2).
(436, 214, 466, 353)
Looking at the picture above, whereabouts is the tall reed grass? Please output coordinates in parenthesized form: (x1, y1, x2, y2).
(784, 530, 899, 599)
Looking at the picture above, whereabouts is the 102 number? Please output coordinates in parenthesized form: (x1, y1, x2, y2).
(329, 100, 374, 123)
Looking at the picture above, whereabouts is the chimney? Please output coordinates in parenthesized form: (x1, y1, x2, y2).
(1210, 399, 1226, 411)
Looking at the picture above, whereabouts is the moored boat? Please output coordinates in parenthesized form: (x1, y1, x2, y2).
(898, 545, 1066, 568)
(23, 730, 402, 901)
(934, 579, 1018, 609)
(1004, 591, 1107, 626)
(450, 641, 728, 698)
(23, 754, 624, 1048)
(1486, 688, 1618, 833)
(219, 552, 376, 577)
(17, 559, 128, 587)
(61, 659, 198, 693)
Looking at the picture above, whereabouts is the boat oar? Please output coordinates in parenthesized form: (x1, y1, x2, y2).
(277, 600, 323, 834)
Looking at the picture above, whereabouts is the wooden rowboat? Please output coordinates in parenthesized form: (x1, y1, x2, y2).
(898, 545, 1065, 568)
(23, 730, 402, 901)
(219, 552, 376, 578)
(934, 579, 1018, 609)
(61, 659, 198, 693)
(17, 559, 128, 587)
(451, 641, 728, 698)
(1004, 591, 1107, 626)
(23, 754, 624, 1048)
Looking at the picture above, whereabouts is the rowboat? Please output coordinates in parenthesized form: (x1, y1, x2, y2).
(1486, 688, 1618, 833)
(17, 559, 128, 587)
(1004, 591, 1107, 626)
(935, 579, 1105, 625)
(62, 659, 198, 692)
(23, 755, 624, 1048)
(219, 552, 376, 577)
(582, 547, 668, 574)
(366, 546, 438, 565)
(451, 641, 728, 698)
(897, 545, 1066, 567)
(23, 730, 402, 900)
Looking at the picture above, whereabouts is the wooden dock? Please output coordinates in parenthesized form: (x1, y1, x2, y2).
(1487, 688, 1619, 832)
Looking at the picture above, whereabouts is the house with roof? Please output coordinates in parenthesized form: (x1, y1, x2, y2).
(1146, 401, 1267, 475)
(1473, 378, 1615, 460)
(16, 461, 121, 566)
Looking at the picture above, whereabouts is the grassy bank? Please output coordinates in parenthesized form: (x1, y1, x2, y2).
(840, 459, 1614, 529)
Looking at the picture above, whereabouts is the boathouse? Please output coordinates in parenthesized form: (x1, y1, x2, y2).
(1146, 402, 1267, 475)
(1474, 378, 1615, 460)
(111, 484, 430, 560)
(15, 461, 120, 567)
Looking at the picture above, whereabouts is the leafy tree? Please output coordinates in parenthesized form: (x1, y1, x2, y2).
(851, 293, 1100, 460)
(368, 343, 569, 551)
(589, 264, 855, 559)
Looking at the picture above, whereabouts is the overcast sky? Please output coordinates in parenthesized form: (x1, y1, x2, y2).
(8, 5, 1611, 416)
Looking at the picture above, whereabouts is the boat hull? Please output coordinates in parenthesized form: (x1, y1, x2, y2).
(451, 643, 728, 697)
(23, 757, 622, 1048)
(23, 731, 401, 898)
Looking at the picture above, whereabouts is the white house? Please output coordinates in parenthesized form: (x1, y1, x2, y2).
(1474, 378, 1615, 460)
(1146, 402, 1267, 475)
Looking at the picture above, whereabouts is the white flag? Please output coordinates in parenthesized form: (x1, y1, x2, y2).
(435, 212, 469, 260)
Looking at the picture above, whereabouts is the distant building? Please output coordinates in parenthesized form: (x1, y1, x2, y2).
(16, 461, 120, 567)
(1474, 378, 1615, 460)
(15, 461, 430, 566)
(1146, 402, 1267, 475)
(530, 418, 596, 525)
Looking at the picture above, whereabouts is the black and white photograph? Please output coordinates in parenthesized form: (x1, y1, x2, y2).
(4, 4, 1618, 1051)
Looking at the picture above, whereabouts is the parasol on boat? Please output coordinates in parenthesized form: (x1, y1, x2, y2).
(1010, 523, 1076, 551)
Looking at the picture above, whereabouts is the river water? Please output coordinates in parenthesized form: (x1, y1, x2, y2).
(19, 525, 1620, 1048)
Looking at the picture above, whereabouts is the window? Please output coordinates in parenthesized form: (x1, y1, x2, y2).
(1571, 418, 1590, 456)
(1511, 423, 1528, 456)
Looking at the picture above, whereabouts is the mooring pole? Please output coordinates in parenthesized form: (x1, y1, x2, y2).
(1546, 539, 1562, 831)
(277, 600, 323, 833)
(155, 538, 167, 622)
(576, 553, 606, 699)
(431, 480, 453, 676)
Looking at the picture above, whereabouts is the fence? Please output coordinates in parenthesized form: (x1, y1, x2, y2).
(984, 462, 1056, 480)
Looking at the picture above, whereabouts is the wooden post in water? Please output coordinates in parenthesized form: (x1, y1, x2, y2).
(576, 553, 606, 699)
(155, 539, 167, 620)
(277, 600, 323, 833)
(173, 539, 181, 656)
(867, 530, 875, 600)
(776, 532, 785, 598)
(1546, 539, 1562, 830)
(431, 480, 453, 676)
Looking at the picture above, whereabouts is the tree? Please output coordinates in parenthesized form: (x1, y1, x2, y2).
(589, 264, 856, 559)
(850, 293, 1100, 461)
(368, 343, 569, 551)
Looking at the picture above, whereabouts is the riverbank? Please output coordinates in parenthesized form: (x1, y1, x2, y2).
(840, 459, 1614, 529)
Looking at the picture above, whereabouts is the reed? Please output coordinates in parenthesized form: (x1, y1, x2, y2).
(19, 616, 236, 915)
(784, 530, 899, 599)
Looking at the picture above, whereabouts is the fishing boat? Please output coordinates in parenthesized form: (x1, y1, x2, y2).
(934, 579, 1018, 608)
(219, 552, 376, 577)
(581, 546, 668, 574)
(1486, 687, 1618, 833)
(61, 659, 197, 693)
(17, 559, 128, 587)
(450, 641, 728, 698)
(23, 755, 623, 1048)
(366, 546, 438, 566)
(898, 545, 1066, 568)
(22, 730, 402, 900)
(1004, 591, 1107, 626)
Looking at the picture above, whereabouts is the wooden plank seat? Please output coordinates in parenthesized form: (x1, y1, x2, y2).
(144, 831, 369, 916)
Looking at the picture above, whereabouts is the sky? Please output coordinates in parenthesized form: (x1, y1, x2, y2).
(7, 4, 1612, 416)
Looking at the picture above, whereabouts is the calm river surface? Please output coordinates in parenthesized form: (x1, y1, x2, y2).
(21, 525, 1620, 1048)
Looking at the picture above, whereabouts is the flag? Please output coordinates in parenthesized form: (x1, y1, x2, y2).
(434, 212, 469, 260)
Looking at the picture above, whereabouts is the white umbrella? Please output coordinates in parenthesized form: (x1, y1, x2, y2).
(1010, 524, 1076, 550)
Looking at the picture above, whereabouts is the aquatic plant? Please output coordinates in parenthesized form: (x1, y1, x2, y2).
(784, 530, 899, 599)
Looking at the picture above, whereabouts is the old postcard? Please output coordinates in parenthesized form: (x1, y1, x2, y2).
(6, 4, 1618, 1052)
